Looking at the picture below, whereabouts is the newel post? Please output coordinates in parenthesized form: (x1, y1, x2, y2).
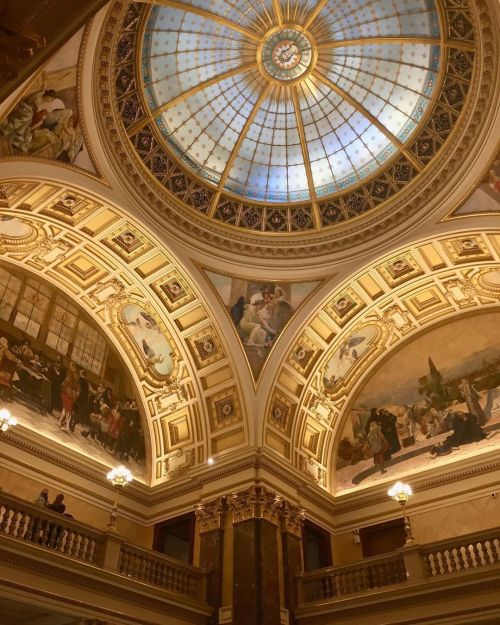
(400, 544, 427, 582)
(99, 531, 125, 572)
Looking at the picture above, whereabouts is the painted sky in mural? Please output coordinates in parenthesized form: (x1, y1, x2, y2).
(0, 263, 146, 479)
(206, 270, 320, 380)
(122, 303, 173, 377)
(323, 325, 378, 391)
(0, 28, 96, 175)
(335, 312, 500, 493)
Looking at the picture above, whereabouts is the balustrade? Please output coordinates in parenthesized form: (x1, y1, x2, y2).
(0, 491, 102, 564)
(0, 491, 208, 606)
(422, 529, 500, 577)
(118, 544, 204, 600)
(299, 552, 407, 602)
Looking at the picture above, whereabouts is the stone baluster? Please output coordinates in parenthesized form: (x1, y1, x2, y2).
(0, 505, 11, 533)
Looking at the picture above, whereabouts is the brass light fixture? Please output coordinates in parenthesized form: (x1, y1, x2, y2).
(0, 408, 17, 433)
(106, 465, 133, 531)
(388, 481, 414, 545)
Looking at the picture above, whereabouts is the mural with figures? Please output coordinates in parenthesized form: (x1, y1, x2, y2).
(335, 312, 500, 492)
(205, 270, 320, 379)
(0, 28, 97, 175)
(323, 325, 379, 391)
(0, 262, 146, 478)
(122, 303, 173, 377)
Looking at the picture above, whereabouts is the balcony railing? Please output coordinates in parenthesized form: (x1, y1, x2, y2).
(0, 491, 207, 605)
(298, 552, 407, 603)
(297, 527, 500, 609)
(0, 491, 103, 565)
(421, 529, 500, 577)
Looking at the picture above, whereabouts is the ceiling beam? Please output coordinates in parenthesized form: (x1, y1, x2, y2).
(317, 36, 475, 51)
(272, 0, 283, 26)
(291, 86, 321, 229)
(303, 0, 329, 30)
(154, 0, 262, 42)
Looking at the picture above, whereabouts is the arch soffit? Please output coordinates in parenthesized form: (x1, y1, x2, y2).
(263, 228, 500, 492)
(0, 178, 249, 485)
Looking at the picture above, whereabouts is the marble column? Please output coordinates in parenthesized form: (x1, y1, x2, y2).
(195, 497, 226, 623)
(230, 487, 282, 625)
(280, 503, 305, 625)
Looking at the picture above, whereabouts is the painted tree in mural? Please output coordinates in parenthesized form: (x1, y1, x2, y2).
(417, 357, 448, 409)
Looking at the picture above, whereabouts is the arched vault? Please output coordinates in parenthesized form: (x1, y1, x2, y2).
(0, 177, 249, 485)
(263, 229, 500, 493)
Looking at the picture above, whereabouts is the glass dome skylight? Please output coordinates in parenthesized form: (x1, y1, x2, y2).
(140, 0, 441, 204)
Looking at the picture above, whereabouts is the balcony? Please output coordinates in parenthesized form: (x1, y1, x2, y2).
(0, 492, 211, 625)
(296, 530, 500, 625)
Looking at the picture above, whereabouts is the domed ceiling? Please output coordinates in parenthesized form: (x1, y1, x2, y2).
(142, 0, 439, 205)
(103, 0, 482, 242)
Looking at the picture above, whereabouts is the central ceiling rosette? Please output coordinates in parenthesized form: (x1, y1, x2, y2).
(141, 0, 441, 205)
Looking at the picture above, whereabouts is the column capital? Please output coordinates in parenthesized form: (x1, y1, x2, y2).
(280, 500, 306, 537)
(195, 497, 226, 533)
(229, 486, 283, 525)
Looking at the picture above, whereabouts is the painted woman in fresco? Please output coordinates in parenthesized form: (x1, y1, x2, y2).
(58, 362, 80, 432)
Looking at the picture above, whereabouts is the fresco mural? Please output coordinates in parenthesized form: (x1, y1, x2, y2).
(0, 28, 97, 175)
(0, 262, 146, 478)
(205, 270, 320, 379)
(122, 303, 173, 377)
(335, 312, 500, 492)
(323, 325, 378, 391)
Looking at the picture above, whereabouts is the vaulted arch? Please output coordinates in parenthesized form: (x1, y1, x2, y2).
(0, 178, 249, 485)
(264, 229, 500, 493)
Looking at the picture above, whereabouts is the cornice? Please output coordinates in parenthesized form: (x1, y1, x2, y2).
(2, 433, 500, 529)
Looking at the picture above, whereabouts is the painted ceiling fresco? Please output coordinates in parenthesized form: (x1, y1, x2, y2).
(0, 28, 98, 176)
(0, 261, 146, 479)
(335, 310, 500, 492)
(205, 269, 320, 380)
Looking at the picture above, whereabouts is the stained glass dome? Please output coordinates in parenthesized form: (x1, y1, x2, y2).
(139, 0, 441, 204)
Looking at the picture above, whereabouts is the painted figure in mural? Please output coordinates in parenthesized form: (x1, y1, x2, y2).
(239, 293, 276, 347)
(231, 296, 245, 327)
(0, 89, 83, 163)
(322, 329, 375, 390)
(429, 411, 486, 457)
(459, 378, 488, 426)
(48, 356, 67, 414)
(0, 336, 20, 400)
(366, 421, 389, 474)
(379, 409, 401, 457)
(58, 362, 80, 432)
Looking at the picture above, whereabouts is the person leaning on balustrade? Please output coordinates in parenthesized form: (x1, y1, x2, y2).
(33, 487, 49, 507)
